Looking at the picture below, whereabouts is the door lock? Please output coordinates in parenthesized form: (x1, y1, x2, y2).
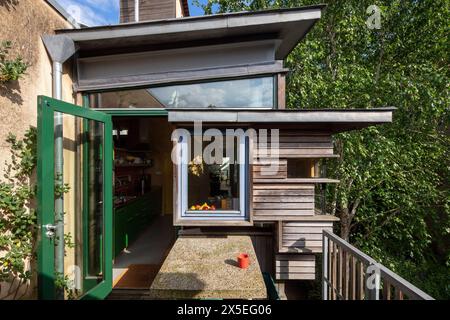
(43, 224, 57, 238)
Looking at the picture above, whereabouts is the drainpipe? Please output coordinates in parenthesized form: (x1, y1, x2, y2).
(42, 35, 77, 299)
(53, 61, 64, 299)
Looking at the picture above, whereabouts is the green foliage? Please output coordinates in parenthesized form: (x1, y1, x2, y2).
(55, 272, 76, 300)
(54, 173, 70, 198)
(0, 41, 28, 83)
(197, 0, 450, 298)
(0, 128, 37, 298)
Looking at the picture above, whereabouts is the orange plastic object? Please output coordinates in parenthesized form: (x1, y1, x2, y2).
(238, 253, 250, 269)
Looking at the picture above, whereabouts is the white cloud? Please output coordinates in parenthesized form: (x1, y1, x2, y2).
(56, 0, 119, 26)
(85, 0, 120, 10)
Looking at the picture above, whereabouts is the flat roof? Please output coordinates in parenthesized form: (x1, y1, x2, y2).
(167, 107, 395, 133)
(55, 6, 325, 58)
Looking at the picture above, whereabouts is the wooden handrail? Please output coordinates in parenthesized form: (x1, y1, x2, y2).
(322, 230, 434, 300)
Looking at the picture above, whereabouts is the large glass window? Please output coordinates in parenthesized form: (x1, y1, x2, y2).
(178, 131, 248, 219)
(88, 76, 275, 109)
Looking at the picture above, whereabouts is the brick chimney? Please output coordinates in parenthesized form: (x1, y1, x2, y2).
(120, 0, 189, 23)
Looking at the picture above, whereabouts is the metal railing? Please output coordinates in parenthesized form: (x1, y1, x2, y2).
(322, 230, 434, 300)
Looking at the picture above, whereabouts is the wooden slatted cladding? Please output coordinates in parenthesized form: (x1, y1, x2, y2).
(279, 221, 333, 253)
(120, 0, 176, 23)
(120, 0, 135, 23)
(253, 159, 287, 180)
(252, 184, 315, 218)
(251, 131, 336, 220)
(275, 254, 316, 280)
(254, 132, 334, 158)
(139, 0, 176, 21)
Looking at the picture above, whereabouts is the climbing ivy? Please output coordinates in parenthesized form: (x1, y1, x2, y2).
(0, 41, 28, 84)
(0, 128, 37, 299)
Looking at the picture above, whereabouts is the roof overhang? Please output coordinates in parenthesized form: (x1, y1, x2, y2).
(167, 108, 395, 133)
(55, 6, 325, 58)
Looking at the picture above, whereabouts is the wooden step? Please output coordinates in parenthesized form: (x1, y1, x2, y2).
(107, 289, 152, 300)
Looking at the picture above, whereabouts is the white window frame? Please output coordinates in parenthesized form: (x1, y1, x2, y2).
(177, 130, 248, 221)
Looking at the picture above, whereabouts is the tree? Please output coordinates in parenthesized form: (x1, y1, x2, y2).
(196, 0, 450, 298)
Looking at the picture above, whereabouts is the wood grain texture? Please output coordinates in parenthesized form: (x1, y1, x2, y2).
(275, 273, 316, 280)
(120, 0, 176, 23)
(277, 73, 286, 109)
(279, 221, 334, 253)
(275, 254, 316, 280)
(251, 234, 274, 275)
(252, 183, 315, 220)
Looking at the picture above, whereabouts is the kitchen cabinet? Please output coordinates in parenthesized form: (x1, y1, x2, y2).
(113, 187, 162, 258)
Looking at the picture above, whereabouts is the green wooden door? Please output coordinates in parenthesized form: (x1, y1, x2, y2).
(37, 96, 113, 300)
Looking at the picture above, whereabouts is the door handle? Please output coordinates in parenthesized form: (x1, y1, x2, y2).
(43, 224, 57, 238)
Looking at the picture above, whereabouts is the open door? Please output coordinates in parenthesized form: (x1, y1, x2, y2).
(37, 96, 113, 299)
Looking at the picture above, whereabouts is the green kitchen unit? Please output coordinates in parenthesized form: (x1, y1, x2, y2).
(113, 188, 162, 258)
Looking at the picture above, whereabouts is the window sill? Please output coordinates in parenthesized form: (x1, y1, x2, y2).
(184, 210, 242, 217)
(174, 219, 253, 227)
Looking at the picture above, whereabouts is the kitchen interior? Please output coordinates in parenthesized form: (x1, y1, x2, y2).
(111, 116, 175, 289)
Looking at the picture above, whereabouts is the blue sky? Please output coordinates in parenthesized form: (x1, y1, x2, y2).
(55, 0, 210, 26)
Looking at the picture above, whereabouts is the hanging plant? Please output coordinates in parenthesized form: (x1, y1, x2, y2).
(188, 155, 204, 177)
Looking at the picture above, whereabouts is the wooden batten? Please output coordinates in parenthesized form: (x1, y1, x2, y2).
(277, 73, 286, 109)
(252, 184, 315, 219)
(250, 130, 338, 222)
(275, 254, 316, 280)
(253, 133, 334, 158)
(278, 221, 333, 253)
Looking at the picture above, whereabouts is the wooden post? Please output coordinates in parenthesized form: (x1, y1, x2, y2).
(383, 279, 391, 300)
(332, 242, 337, 299)
(338, 246, 343, 298)
(351, 255, 356, 300)
(322, 233, 329, 300)
(358, 262, 364, 300)
(395, 288, 404, 300)
(365, 263, 380, 300)
(328, 238, 332, 298)
(344, 251, 350, 300)
(277, 74, 286, 109)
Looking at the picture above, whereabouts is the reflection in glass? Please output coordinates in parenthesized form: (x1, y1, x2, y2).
(89, 89, 164, 108)
(87, 120, 104, 281)
(89, 77, 275, 109)
(150, 77, 274, 108)
(56, 115, 105, 299)
(187, 137, 240, 213)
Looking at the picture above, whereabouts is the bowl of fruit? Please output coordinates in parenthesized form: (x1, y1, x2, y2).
(190, 202, 216, 211)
